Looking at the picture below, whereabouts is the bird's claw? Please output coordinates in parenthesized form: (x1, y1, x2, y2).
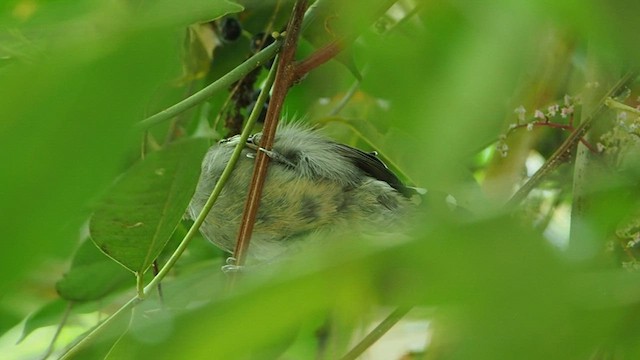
(221, 257, 243, 273)
(244, 141, 295, 167)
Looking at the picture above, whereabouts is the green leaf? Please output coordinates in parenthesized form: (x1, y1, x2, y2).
(89, 138, 209, 274)
(56, 239, 132, 302)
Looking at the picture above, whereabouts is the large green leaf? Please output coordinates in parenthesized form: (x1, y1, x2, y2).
(89, 138, 209, 274)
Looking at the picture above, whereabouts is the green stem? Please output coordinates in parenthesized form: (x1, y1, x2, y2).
(135, 273, 144, 299)
(136, 41, 282, 129)
(59, 56, 280, 360)
(339, 306, 413, 360)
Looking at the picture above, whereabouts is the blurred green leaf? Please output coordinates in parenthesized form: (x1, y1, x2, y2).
(89, 138, 209, 274)
(56, 238, 132, 302)
(121, 260, 371, 359)
(0, 16, 175, 296)
(0, 0, 240, 299)
(77, 215, 603, 360)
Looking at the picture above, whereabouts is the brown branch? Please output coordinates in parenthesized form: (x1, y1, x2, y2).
(508, 121, 599, 153)
(231, 0, 309, 270)
(506, 71, 637, 209)
(293, 39, 344, 83)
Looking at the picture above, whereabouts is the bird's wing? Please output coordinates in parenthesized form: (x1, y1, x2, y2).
(332, 143, 413, 197)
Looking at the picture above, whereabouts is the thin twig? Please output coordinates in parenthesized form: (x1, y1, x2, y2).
(231, 0, 309, 270)
(506, 71, 637, 208)
(293, 39, 343, 83)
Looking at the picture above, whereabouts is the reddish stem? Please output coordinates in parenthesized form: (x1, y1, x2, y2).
(508, 121, 599, 154)
(293, 39, 344, 83)
(231, 0, 308, 270)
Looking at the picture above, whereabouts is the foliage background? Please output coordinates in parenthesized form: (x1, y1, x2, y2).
(2, 0, 640, 359)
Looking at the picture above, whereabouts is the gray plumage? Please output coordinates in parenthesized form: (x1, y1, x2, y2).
(187, 124, 413, 262)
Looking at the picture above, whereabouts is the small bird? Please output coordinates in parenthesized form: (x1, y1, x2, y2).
(188, 123, 417, 263)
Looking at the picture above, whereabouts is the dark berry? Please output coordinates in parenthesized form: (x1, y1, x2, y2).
(220, 18, 242, 42)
